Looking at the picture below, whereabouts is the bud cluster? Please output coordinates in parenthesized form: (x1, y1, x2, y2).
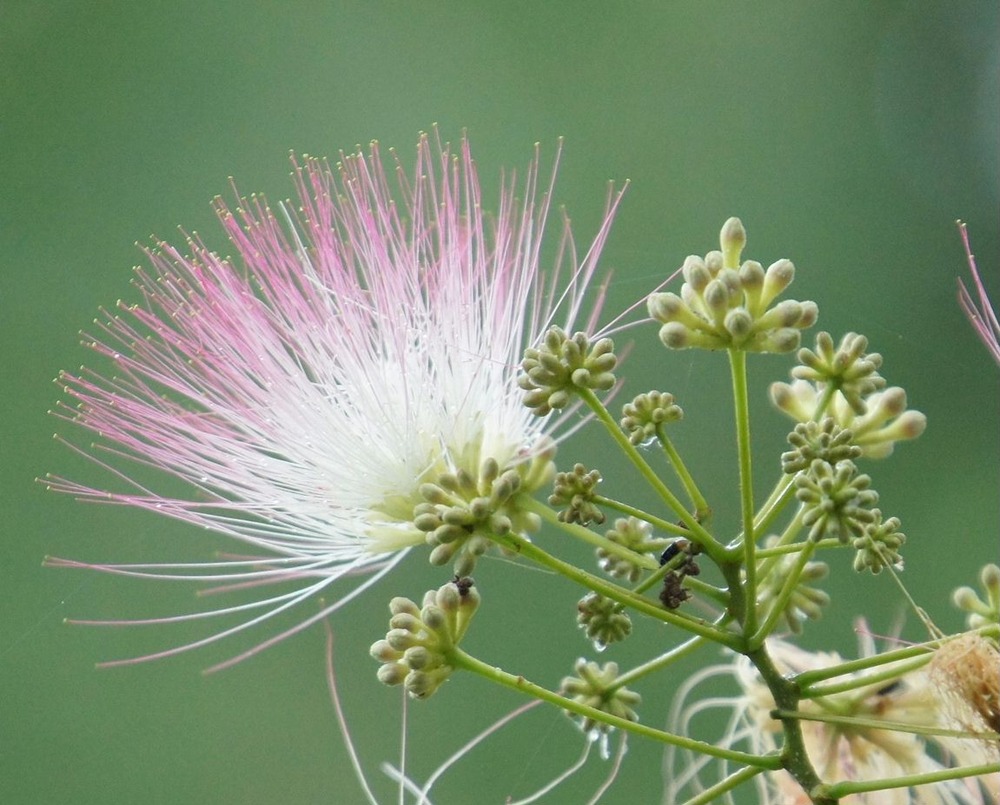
(519, 327, 617, 416)
(772, 332, 926, 459)
(756, 538, 830, 633)
(597, 517, 663, 582)
(952, 563, 1000, 630)
(852, 511, 906, 574)
(620, 391, 683, 445)
(577, 592, 632, 648)
(795, 459, 878, 542)
(549, 463, 605, 525)
(370, 579, 481, 699)
(781, 418, 861, 475)
(647, 217, 817, 353)
(559, 659, 641, 737)
(414, 450, 553, 575)
(792, 332, 884, 414)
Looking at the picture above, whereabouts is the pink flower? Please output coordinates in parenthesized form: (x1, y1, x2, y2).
(957, 222, 999, 366)
(47, 133, 623, 669)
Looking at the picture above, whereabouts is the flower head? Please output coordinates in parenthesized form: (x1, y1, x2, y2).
(46, 133, 623, 666)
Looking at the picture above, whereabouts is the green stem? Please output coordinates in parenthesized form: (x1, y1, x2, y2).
(750, 538, 818, 648)
(800, 655, 930, 699)
(448, 647, 782, 769)
(795, 642, 937, 689)
(657, 425, 711, 521)
(521, 497, 659, 571)
(797, 622, 999, 693)
(748, 644, 835, 804)
(612, 629, 719, 689)
(813, 762, 1000, 799)
(755, 538, 841, 558)
(772, 709, 1000, 742)
(684, 577, 730, 606)
(754, 507, 806, 584)
(681, 765, 766, 805)
(728, 348, 758, 637)
(751, 473, 797, 537)
(590, 495, 691, 537)
(495, 530, 740, 649)
(577, 387, 725, 563)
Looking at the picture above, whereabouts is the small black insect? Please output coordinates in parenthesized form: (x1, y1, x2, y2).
(659, 539, 691, 567)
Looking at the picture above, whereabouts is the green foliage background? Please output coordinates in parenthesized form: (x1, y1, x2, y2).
(2, 3, 996, 803)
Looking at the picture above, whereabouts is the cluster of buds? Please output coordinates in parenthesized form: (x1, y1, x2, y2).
(549, 463, 605, 525)
(597, 517, 663, 583)
(619, 391, 683, 445)
(414, 450, 553, 575)
(756, 537, 830, 633)
(370, 578, 480, 699)
(519, 327, 617, 416)
(559, 659, 641, 737)
(647, 217, 817, 353)
(576, 592, 632, 649)
(781, 418, 861, 474)
(952, 563, 1000, 630)
(795, 459, 878, 543)
(852, 511, 906, 574)
(772, 332, 926, 459)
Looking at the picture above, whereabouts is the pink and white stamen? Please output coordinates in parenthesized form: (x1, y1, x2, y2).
(957, 221, 999, 366)
(46, 132, 625, 668)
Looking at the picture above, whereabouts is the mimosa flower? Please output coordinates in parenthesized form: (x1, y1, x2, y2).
(46, 133, 624, 667)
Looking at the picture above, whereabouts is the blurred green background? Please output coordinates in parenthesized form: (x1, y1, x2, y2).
(2, 2, 997, 804)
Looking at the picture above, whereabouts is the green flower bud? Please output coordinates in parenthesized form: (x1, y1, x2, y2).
(559, 659, 641, 737)
(648, 219, 815, 353)
(550, 463, 605, 525)
(519, 327, 618, 416)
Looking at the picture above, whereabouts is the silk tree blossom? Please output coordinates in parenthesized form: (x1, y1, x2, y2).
(46, 133, 625, 668)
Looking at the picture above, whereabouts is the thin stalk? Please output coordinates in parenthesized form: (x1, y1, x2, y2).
(612, 627, 724, 690)
(576, 387, 725, 562)
(657, 425, 711, 521)
(751, 473, 797, 537)
(813, 762, 1000, 800)
(795, 642, 937, 688)
(728, 348, 758, 636)
(771, 709, 1000, 742)
(755, 538, 841, 558)
(800, 655, 930, 699)
(681, 765, 766, 805)
(590, 495, 691, 537)
(754, 507, 806, 584)
(521, 497, 659, 571)
(495, 530, 740, 649)
(448, 647, 782, 769)
(683, 577, 730, 606)
(750, 538, 818, 648)
(794, 622, 998, 690)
